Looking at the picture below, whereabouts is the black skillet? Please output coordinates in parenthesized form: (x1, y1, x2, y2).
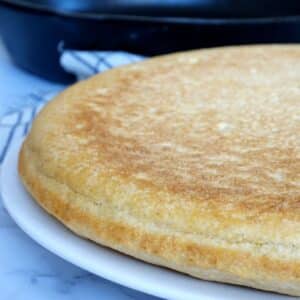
(1, 0, 300, 83)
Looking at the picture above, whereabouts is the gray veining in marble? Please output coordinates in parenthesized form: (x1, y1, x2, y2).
(0, 40, 161, 299)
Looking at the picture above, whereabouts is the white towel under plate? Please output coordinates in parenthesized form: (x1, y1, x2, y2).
(0, 50, 144, 164)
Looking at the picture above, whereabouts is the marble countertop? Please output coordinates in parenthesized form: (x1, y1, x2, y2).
(0, 39, 159, 300)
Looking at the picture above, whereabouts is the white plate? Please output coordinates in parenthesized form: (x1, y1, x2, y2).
(1, 139, 292, 300)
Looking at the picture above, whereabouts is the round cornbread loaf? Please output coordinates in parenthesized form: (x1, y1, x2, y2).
(19, 45, 300, 296)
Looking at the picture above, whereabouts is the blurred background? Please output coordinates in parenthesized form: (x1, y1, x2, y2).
(1, 0, 300, 83)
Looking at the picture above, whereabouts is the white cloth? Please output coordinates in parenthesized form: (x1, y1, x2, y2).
(0, 51, 144, 164)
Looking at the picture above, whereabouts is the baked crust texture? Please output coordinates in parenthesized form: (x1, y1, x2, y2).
(19, 45, 300, 296)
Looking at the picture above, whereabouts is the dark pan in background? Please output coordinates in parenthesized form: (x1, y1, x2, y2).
(1, 0, 300, 83)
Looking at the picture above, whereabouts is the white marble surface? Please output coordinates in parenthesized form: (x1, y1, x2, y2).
(0, 39, 159, 300)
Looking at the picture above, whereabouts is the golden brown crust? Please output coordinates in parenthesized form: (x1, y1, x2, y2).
(19, 45, 300, 295)
(19, 141, 300, 296)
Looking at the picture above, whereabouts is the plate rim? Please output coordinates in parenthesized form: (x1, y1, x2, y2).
(0, 139, 290, 300)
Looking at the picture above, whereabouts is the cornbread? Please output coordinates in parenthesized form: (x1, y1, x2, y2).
(19, 45, 300, 296)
